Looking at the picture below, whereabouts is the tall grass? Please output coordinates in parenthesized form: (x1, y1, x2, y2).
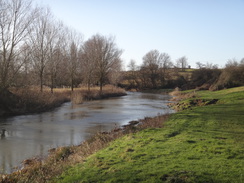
(67, 85, 126, 104)
(3, 85, 126, 115)
(10, 87, 70, 114)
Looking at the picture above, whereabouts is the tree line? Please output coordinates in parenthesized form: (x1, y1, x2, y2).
(0, 0, 122, 93)
(1, 0, 243, 94)
(125, 49, 244, 91)
(125, 49, 190, 90)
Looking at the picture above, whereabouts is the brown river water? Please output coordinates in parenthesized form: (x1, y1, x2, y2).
(0, 92, 174, 174)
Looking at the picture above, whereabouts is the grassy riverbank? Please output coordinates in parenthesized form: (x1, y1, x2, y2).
(57, 87, 244, 183)
(1, 87, 244, 182)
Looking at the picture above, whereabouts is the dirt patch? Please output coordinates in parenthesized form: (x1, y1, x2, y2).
(189, 99, 219, 106)
(170, 98, 219, 111)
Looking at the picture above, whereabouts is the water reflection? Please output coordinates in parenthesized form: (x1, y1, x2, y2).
(65, 111, 88, 120)
(0, 129, 6, 139)
(0, 92, 174, 173)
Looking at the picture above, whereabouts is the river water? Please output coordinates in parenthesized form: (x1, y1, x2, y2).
(0, 92, 174, 174)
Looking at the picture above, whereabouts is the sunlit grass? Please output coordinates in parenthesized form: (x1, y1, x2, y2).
(56, 87, 244, 183)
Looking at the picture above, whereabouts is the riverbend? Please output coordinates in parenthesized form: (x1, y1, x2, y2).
(0, 92, 174, 174)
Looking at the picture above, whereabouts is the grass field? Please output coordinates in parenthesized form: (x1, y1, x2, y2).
(55, 87, 244, 183)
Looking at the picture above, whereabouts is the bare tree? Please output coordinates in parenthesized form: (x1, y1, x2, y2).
(15, 43, 32, 86)
(205, 62, 218, 69)
(0, 0, 36, 90)
(86, 34, 122, 93)
(65, 30, 83, 91)
(69, 41, 78, 91)
(28, 7, 54, 92)
(176, 56, 188, 71)
(127, 59, 139, 89)
(196, 62, 218, 69)
(81, 38, 98, 92)
(142, 50, 162, 88)
(225, 58, 239, 68)
(107, 57, 122, 85)
(196, 62, 205, 69)
(46, 22, 66, 93)
(241, 58, 244, 65)
(159, 53, 172, 86)
(128, 59, 138, 71)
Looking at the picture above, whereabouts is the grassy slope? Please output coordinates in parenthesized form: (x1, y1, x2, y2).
(55, 87, 244, 183)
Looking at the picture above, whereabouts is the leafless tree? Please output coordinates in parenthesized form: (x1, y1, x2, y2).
(69, 42, 78, 91)
(0, 0, 36, 90)
(160, 53, 172, 70)
(81, 37, 98, 91)
(46, 21, 65, 93)
(225, 58, 239, 68)
(241, 58, 244, 65)
(196, 62, 205, 69)
(159, 52, 172, 86)
(205, 62, 218, 69)
(196, 62, 218, 69)
(27, 7, 54, 92)
(142, 50, 162, 88)
(65, 29, 83, 91)
(15, 43, 32, 86)
(176, 56, 188, 71)
(128, 59, 138, 70)
(85, 34, 122, 93)
(107, 57, 122, 85)
(127, 59, 139, 88)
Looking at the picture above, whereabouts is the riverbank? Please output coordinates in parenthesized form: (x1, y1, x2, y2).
(0, 85, 126, 117)
(57, 87, 243, 183)
(1, 87, 244, 182)
(0, 114, 170, 182)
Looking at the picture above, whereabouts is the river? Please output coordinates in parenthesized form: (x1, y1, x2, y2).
(0, 92, 174, 174)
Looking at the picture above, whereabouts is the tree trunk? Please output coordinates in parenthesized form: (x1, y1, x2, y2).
(99, 81, 103, 94)
(40, 76, 43, 92)
(87, 79, 91, 92)
(51, 73, 54, 93)
(71, 76, 74, 92)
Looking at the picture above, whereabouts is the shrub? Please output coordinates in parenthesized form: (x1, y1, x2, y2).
(210, 65, 244, 90)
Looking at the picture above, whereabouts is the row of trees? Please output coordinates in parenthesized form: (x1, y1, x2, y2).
(125, 49, 244, 90)
(1, 0, 242, 93)
(0, 0, 122, 93)
(126, 50, 189, 89)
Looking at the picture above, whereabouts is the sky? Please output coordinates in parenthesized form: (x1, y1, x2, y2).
(35, 0, 244, 69)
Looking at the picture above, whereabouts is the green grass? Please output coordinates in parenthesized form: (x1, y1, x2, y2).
(55, 87, 244, 183)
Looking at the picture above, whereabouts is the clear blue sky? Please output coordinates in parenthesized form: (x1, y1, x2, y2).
(36, 0, 244, 68)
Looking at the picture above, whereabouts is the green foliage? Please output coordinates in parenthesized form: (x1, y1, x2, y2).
(55, 87, 244, 183)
